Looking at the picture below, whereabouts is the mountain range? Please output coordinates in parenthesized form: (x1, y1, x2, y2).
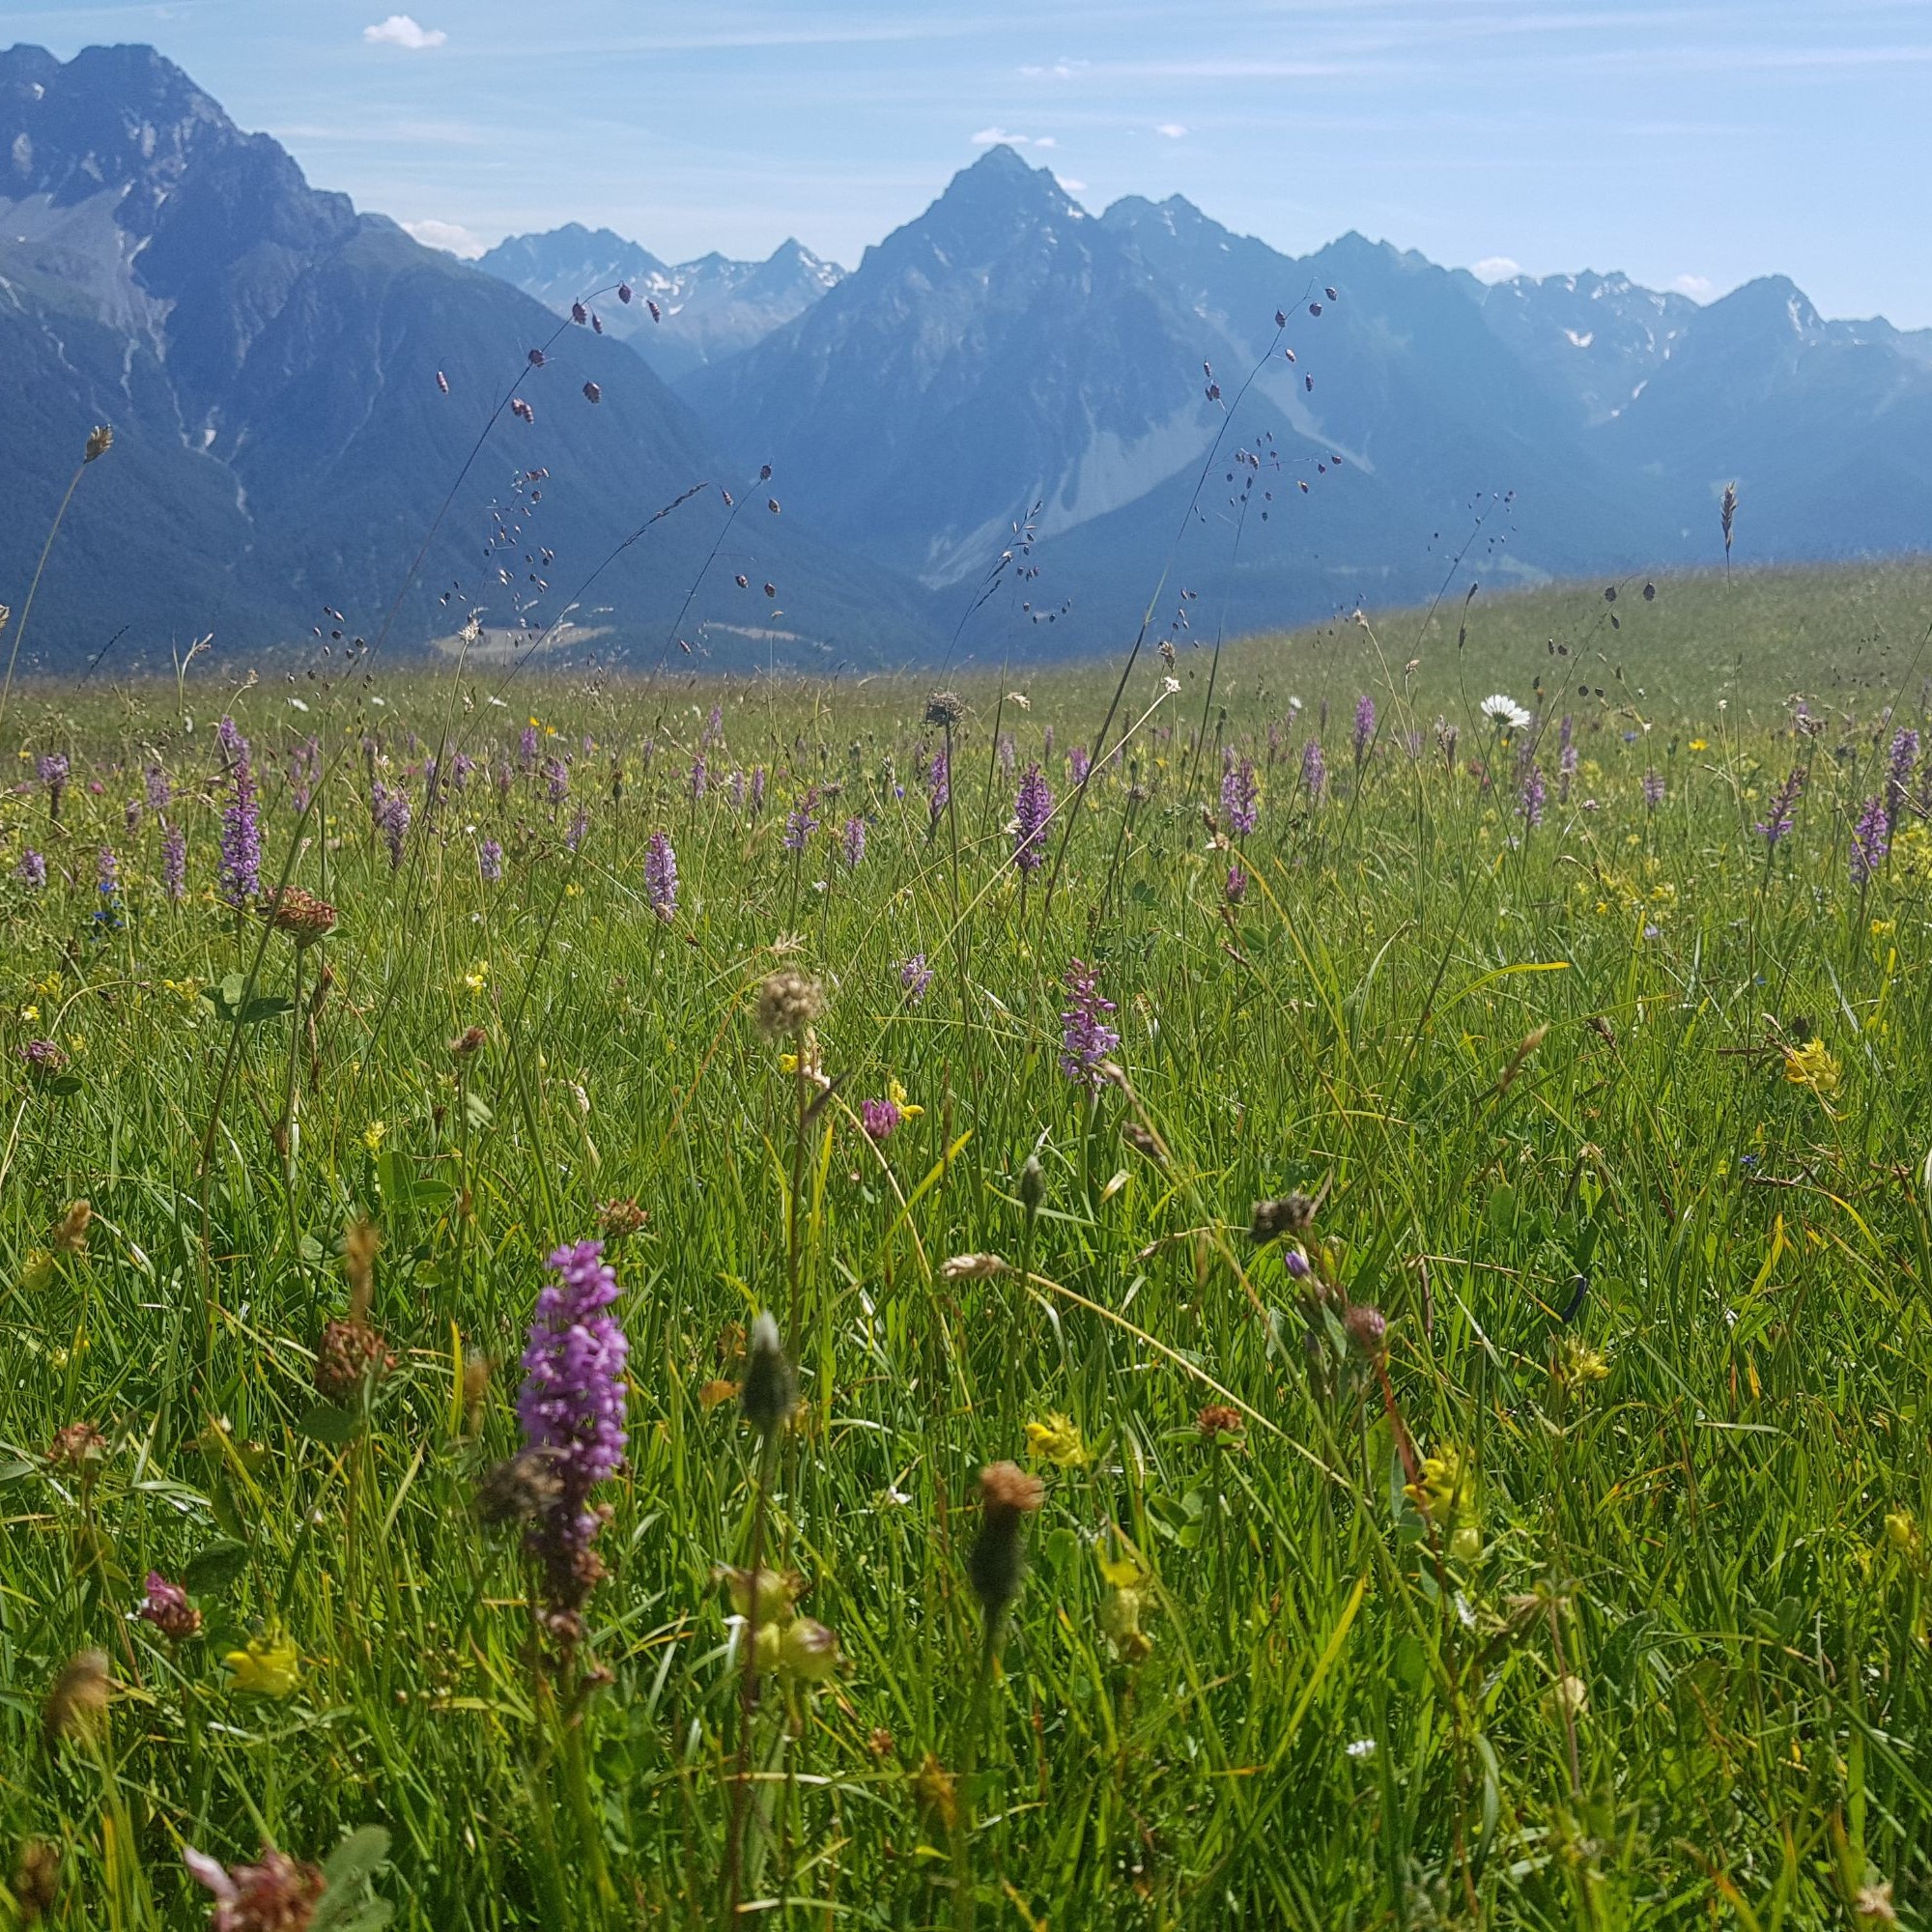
(6, 41, 1931, 672)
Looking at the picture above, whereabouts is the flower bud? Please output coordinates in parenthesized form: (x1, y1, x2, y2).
(739, 1312, 795, 1437)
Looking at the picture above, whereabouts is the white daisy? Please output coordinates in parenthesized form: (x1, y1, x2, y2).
(1479, 693, 1532, 732)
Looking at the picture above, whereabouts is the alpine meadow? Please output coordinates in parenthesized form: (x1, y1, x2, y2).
(5, 17, 1932, 1932)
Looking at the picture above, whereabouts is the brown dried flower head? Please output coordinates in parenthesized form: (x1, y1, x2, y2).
(753, 968, 824, 1039)
(43, 1649, 110, 1742)
(924, 691, 965, 728)
(52, 1199, 91, 1256)
(1249, 1193, 1315, 1242)
(596, 1197, 648, 1240)
(12, 1837, 60, 1920)
(314, 1317, 394, 1406)
(47, 1420, 105, 1468)
(1196, 1403, 1244, 1440)
(449, 1024, 487, 1059)
(260, 886, 337, 948)
(84, 424, 114, 463)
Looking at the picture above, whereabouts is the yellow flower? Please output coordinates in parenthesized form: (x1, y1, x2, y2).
(1024, 1411, 1086, 1467)
(163, 978, 201, 1005)
(224, 1629, 301, 1697)
(1870, 919, 1896, 938)
(463, 960, 489, 994)
(565, 882, 582, 897)
(362, 1121, 388, 1153)
(887, 1078, 923, 1121)
(1406, 1444, 1482, 1561)
(1555, 1335, 1610, 1388)
(1689, 737, 1708, 751)
(19, 1248, 55, 1295)
(1886, 1509, 1923, 1565)
(1781, 1037, 1839, 1096)
(18, 1005, 37, 1023)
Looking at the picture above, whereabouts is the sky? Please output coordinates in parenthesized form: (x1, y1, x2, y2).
(8, 0, 1931, 325)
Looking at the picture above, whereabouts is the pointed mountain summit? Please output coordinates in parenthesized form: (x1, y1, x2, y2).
(0, 43, 933, 668)
(479, 226, 844, 380)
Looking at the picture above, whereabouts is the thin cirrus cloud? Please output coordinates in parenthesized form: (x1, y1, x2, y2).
(1153, 122, 1188, 138)
(363, 14, 447, 50)
(970, 127, 1054, 147)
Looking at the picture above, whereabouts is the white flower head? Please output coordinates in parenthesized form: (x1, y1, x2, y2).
(1479, 693, 1532, 732)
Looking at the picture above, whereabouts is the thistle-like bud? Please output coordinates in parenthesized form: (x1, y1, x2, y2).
(314, 1317, 394, 1406)
(84, 424, 113, 463)
(924, 691, 965, 728)
(739, 1312, 795, 1438)
(1344, 1303, 1387, 1356)
(449, 1024, 487, 1059)
(968, 1461, 1044, 1624)
(1018, 1154, 1045, 1217)
(1249, 1193, 1315, 1242)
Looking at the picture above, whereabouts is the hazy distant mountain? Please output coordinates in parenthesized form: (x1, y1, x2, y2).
(0, 43, 934, 671)
(8, 46, 1931, 668)
(478, 223, 844, 381)
(680, 147, 1932, 649)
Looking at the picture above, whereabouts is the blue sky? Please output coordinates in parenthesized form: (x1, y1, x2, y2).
(11, 0, 1930, 324)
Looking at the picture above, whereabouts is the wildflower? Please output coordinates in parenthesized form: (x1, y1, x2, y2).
(924, 691, 965, 728)
(1300, 736, 1325, 800)
(478, 838, 503, 882)
(1025, 1412, 1086, 1467)
(1554, 1335, 1610, 1389)
(21, 1038, 69, 1085)
(596, 1197, 647, 1241)
(462, 959, 488, 995)
(137, 1572, 203, 1642)
(753, 969, 823, 1039)
(859, 1095, 900, 1141)
(1551, 1674, 1589, 1718)
(516, 1239, 630, 1632)
(1068, 744, 1091, 784)
(643, 831, 678, 920)
(1520, 763, 1547, 828)
(1781, 1037, 1840, 1096)
(1351, 695, 1376, 762)
(1641, 770, 1665, 810)
(1249, 1193, 1315, 1242)
(1885, 727, 1920, 829)
(218, 753, 262, 907)
(43, 1649, 110, 1741)
(183, 1844, 325, 1931)
(162, 823, 186, 899)
(1225, 863, 1247, 904)
(361, 1121, 387, 1153)
(688, 753, 708, 803)
(1058, 956, 1120, 1089)
(96, 844, 118, 895)
(780, 1616, 842, 1683)
(1479, 694, 1532, 733)
(1018, 1155, 1046, 1216)
(565, 803, 589, 852)
(841, 814, 867, 868)
(1406, 1444, 1482, 1561)
(1220, 753, 1260, 835)
(1850, 794, 1889, 884)
(781, 789, 819, 852)
(1885, 1509, 1924, 1567)
(16, 847, 46, 891)
(1012, 761, 1053, 872)
(36, 751, 70, 819)
(1196, 1403, 1243, 1440)
(376, 784, 411, 869)
(1344, 1303, 1387, 1356)
(899, 953, 932, 1004)
(1754, 767, 1805, 843)
(223, 1629, 301, 1697)
(1855, 1881, 1898, 1926)
(968, 1461, 1044, 1624)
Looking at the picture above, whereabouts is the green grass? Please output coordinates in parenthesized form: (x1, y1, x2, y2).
(3, 563, 1931, 1928)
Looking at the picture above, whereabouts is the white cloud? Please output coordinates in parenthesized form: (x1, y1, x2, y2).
(1032, 135, 1056, 149)
(1670, 273, 1716, 301)
(1471, 255, 1521, 283)
(364, 14, 446, 49)
(1154, 122, 1188, 138)
(403, 218, 486, 259)
(972, 126, 1035, 146)
(1020, 59, 1090, 79)
(1056, 176, 1088, 192)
